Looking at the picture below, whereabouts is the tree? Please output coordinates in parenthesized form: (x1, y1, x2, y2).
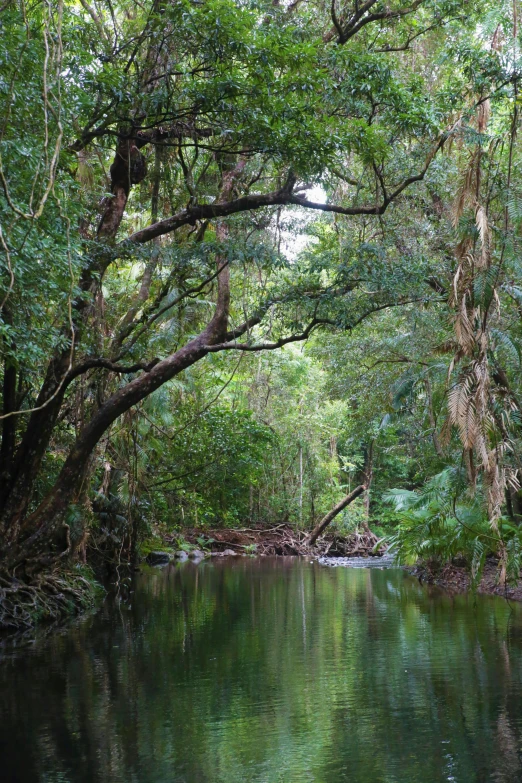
(0, 0, 492, 609)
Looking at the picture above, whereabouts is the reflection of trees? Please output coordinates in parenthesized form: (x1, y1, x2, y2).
(1, 561, 522, 782)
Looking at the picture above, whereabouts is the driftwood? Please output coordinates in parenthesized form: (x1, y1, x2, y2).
(307, 484, 366, 545)
(171, 505, 384, 559)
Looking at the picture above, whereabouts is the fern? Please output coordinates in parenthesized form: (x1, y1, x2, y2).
(507, 195, 522, 226)
(490, 328, 520, 368)
(384, 468, 503, 583)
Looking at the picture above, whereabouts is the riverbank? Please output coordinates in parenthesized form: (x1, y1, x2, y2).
(151, 528, 522, 602)
(410, 558, 522, 602)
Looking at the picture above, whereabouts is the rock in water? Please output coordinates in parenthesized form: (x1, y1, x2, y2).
(189, 549, 205, 560)
(174, 550, 189, 561)
(146, 551, 171, 566)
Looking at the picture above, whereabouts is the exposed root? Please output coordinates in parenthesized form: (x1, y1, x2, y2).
(0, 568, 103, 632)
(410, 557, 522, 601)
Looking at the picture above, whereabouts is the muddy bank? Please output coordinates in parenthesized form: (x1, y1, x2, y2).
(161, 524, 385, 558)
(156, 529, 522, 602)
(410, 558, 522, 602)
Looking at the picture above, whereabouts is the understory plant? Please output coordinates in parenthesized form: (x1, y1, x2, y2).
(386, 468, 522, 587)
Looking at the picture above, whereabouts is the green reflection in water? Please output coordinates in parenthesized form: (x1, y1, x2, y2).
(1, 558, 522, 783)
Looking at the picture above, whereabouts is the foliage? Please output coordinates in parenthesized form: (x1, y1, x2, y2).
(1, 0, 522, 600)
(386, 468, 522, 586)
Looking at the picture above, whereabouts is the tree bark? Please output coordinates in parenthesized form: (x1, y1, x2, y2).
(362, 440, 374, 521)
(97, 135, 147, 239)
(0, 350, 72, 536)
(0, 131, 146, 531)
(307, 484, 366, 546)
(5, 159, 244, 571)
(425, 376, 443, 457)
(0, 348, 16, 504)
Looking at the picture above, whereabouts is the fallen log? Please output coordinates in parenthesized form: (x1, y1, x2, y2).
(307, 485, 366, 546)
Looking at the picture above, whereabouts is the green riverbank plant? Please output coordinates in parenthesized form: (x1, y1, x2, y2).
(386, 468, 522, 587)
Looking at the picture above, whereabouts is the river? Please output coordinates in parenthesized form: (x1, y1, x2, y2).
(1, 557, 522, 782)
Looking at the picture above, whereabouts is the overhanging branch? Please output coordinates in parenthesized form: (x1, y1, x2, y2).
(205, 317, 334, 352)
(127, 137, 446, 246)
(324, 0, 426, 44)
(206, 296, 428, 353)
(66, 357, 160, 383)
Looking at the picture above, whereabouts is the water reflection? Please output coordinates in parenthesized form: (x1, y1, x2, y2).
(1, 558, 522, 782)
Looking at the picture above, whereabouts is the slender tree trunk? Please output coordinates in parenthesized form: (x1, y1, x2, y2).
(299, 444, 303, 526)
(0, 346, 16, 504)
(307, 484, 366, 546)
(362, 439, 374, 522)
(111, 144, 162, 356)
(425, 376, 443, 457)
(364, 487, 371, 521)
(508, 485, 522, 526)
(506, 487, 515, 521)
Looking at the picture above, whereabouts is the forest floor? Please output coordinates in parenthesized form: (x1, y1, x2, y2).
(410, 559, 522, 602)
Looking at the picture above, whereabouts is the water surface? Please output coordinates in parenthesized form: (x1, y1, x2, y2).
(1, 558, 522, 782)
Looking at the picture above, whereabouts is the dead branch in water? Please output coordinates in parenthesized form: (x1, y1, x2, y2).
(172, 515, 383, 558)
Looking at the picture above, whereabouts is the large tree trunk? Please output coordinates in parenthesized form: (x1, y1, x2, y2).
(0, 308, 16, 503)
(6, 322, 213, 569)
(0, 349, 74, 538)
(0, 133, 146, 536)
(3, 159, 243, 573)
(307, 484, 366, 546)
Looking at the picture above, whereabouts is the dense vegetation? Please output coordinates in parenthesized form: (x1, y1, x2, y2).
(1, 0, 522, 625)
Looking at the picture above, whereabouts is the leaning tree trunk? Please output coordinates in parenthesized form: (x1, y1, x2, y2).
(307, 484, 366, 546)
(7, 298, 221, 571)
(0, 135, 144, 535)
(5, 159, 244, 574)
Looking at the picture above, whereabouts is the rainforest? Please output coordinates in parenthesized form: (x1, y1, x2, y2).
(6, 1, 522, 780)
(2, 0, 522, 618)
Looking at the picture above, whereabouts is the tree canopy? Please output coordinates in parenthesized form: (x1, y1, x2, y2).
(1, 0, 522, 621)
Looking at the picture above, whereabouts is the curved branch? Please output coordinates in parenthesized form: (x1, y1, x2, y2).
(205, 317, 334, 352)
(65, 357, 160, 384)
(331, 0, 346, 43)
(324, 0, 426, 44)
(209, 296, 428, 353)
(127, 138, 445, 246)
(114, 263, 229, 360)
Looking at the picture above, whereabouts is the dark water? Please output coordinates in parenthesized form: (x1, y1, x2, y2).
(2, 559, 522, 783)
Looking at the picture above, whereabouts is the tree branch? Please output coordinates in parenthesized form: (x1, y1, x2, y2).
(78, 0, 111, 45)
(324, 0, 427, 44)
(204, 318, 334, 352)
(114, 264, 229, 360)
(66, 357, 160, 384)
(210, 296, 427, 353)
(126, 139, 445, 246)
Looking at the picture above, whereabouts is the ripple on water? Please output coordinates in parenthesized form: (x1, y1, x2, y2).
(0, 558, 522, 783)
